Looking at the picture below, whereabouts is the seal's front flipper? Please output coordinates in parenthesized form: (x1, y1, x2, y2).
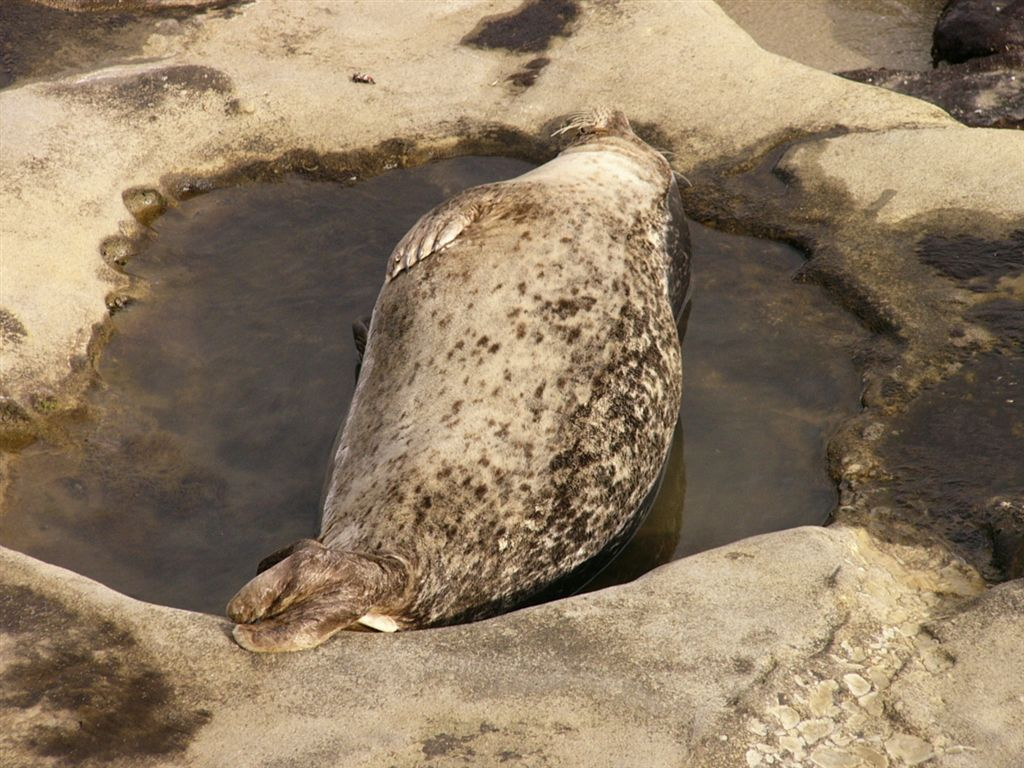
(226, 541, 410, 652)
(386, 184, 506, 281)
(352, 315, 371, 361)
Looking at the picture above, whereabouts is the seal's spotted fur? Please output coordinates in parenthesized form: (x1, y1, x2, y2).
(228, 109, 691, 651)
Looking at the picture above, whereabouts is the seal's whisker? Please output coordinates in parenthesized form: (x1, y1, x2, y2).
(551, 107, 619, 137)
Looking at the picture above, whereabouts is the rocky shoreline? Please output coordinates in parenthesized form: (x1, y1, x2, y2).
(2, 2, 1022, 766)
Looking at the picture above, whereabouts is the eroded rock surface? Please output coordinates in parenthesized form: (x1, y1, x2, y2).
(2, 1, 1023, 766)
(2, 527, 1015, 768)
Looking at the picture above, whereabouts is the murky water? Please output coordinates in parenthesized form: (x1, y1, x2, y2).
(0, 157, 865, 614)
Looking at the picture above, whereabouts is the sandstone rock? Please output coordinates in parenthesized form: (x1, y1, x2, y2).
(2, 3, 1024, 766)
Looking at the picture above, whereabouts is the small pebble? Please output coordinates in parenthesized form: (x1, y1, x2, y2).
(868, 668, 891, 691)
(859, 691, 884, 717)
(809, 681, 839, 717)
(779, 734, 805, 758)
(769, 705, 801, 730)
(809, 746, 860, 768)
(843, 673, 871, 697)
(885, 733, 934, 765)
(747, 719, 767, 737)
(849, 744, 889, 768)
(798, 718, 835, 745)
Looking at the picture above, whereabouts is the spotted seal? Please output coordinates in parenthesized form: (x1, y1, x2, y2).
(227, 109, 690, 651)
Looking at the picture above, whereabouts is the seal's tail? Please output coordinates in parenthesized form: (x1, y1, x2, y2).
(227, 539, 409, 652)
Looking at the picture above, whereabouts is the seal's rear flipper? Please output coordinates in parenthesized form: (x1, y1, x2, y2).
(227, 541, 410, 652)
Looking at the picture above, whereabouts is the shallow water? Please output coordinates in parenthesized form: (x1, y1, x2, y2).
(0, 157, 865, 614)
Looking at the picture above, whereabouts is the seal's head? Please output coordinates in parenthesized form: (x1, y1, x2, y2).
(553, 108, 673, 179)
(554, 107, 635, 142)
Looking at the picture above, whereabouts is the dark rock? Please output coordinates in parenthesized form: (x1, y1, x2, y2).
(877, 352, 1024, 581)
(916, 228, 1024, 290)
(932, 0, 1024, 65)
(839, 52, 1024, 129)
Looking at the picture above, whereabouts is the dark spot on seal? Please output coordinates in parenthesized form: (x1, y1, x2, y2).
(474, 484, 489, 500)
(545, 296, 596, 319)
(476, 335, 490, 347)
(917, 229, 1024, 290)
(0, 585, 210, 765)
(451, 400, 463, 414)
(516, 323, 527, 338)
(534, 382, 546, 399)
(488, 342, 501, 354)
(517, 282, 527, 295)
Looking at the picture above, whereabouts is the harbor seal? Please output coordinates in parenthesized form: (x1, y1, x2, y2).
(227, 109, 690, 651)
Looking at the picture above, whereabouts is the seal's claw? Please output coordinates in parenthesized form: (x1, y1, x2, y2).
(226, 545, 410, 652)
(387, 188, 505, 281)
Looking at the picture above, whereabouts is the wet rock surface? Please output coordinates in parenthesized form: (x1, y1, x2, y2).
(462, 0, 579, 53)
(1, 1, 1023, 765)
(0, 0, 236, 89)
(932, 0, 1024, 65)
(2, 526, 1013, 768)
(840, 51, 1024, 128)
(0, 583, 211, 765)
(875, 352, 1024, 581)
